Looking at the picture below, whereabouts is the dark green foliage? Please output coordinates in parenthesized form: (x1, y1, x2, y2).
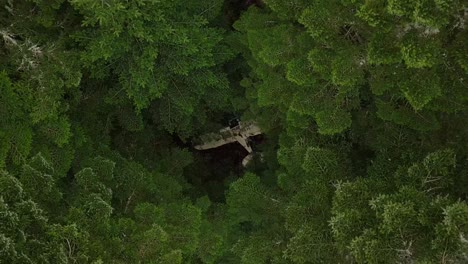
(0, 0, 467, 263)
(225, 0, 467, 263)
(331, 150, 467, 263)
(70, 0, 235, 137)
(0, 72, 33, 166)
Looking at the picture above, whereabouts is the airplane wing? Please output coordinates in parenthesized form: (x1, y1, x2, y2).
(193, 136, 238, 150)
(193, 121, 262, 151)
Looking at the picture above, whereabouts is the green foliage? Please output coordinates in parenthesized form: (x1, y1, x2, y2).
(70, 0, 234, 136)
(263, 0, 309, 20)
(400, 69, 442, 110)
(367, 31, 402, 65)
(387, 0, 415, 17)
(286, 58, 314, 86)
(299, 1, 344, 40)
(0, 170, 67, 263)
(315, 108, 353, 135)
(401, 32, 441, 69)
(0, 72, 33, 166)
(19, 153, 62, 207)
(331, 47, 366, 88)
(302, 147, 338, 176)
(0, 0, 467, 263)
(331, 150, 468, 263)
(226, 173, 280, 225)
(453, 30, 468, 73)
(357, 0, 391, 28)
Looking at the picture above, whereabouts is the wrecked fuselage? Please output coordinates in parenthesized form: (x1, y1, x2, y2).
(193, 121, 262, 167)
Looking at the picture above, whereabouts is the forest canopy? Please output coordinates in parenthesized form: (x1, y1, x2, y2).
(0, 0, 467, 263)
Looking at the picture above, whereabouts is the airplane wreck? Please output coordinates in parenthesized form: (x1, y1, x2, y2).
(193, 120, 263, 167)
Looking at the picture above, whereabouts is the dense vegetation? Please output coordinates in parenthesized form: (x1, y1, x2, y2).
(1, 0, 467, 263)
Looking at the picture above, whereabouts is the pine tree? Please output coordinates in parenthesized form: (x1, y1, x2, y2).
(331, 150, 468, 263)
(70, 0, 235, 137)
